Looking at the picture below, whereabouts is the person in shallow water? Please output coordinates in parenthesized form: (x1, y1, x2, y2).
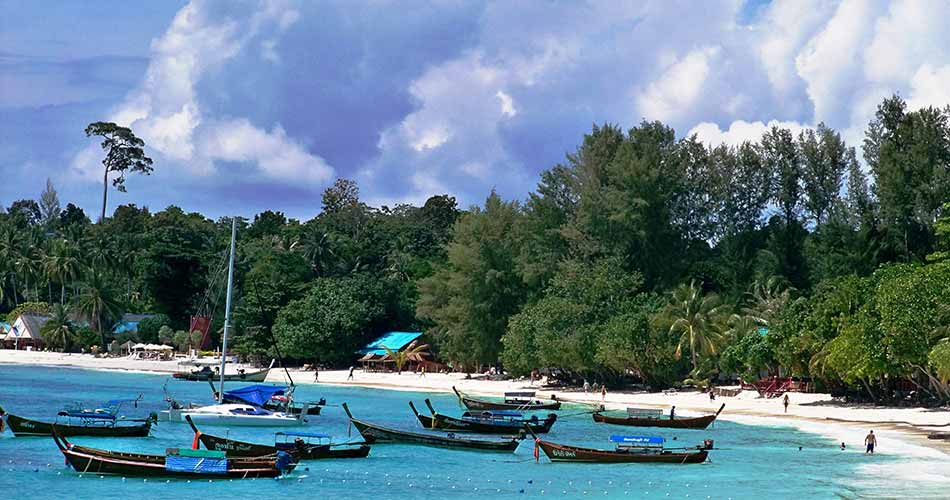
(865, 430, 877, 454)
(840, 442, 846, 450)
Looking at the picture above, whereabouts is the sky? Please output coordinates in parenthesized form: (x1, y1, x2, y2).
(2, 0, 950, 220)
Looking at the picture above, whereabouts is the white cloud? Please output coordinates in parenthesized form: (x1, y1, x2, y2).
(636, 46, 720, 122)
(496, 90, 516, 118)
(794, 0, 881, 126)
(907, 64, 950, 111)
(688, 119, 809, 147)
(756, 0, 835, 96)
(73, 0, 327, 185)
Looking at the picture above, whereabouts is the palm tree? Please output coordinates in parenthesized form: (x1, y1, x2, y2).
(74, 272, 122, 349)
(382, 342, 429, 374)
(662, 280, 731, 372)
(41, 304, 75, 352)
(290, 228, 334, 276)
(742, 276, 794, 327)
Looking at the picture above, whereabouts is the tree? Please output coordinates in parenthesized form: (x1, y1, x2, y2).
(84, 122, 154, 222)
(39, 178, 61, 229)
(660, 280, 730, 372)
(8, 199, 41, 228)
(321, 178, 360, 214)
(799, 124, 847, 224)
(417, 191, 525, 368)
(273, 274, 392, 366)
(762, 127, 801, 227)
(41, 304, 75, 352)
(74, 271, 123, 348)
(137, 314, 172, 343)
(382, 341, 428, 374)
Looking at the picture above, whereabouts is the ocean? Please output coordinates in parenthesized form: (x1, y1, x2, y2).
(0, 365, 947, 499)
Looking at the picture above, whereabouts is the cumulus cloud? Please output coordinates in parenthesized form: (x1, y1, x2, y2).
(688, 120, 810, 146)
(637, 46, 720, 123)
(71, 0, 331, 185)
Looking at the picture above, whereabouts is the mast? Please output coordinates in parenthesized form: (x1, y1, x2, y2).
(217, 217, 237, 404)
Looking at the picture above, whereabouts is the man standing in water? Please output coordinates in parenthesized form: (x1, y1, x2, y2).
(865, 430, 877, 454)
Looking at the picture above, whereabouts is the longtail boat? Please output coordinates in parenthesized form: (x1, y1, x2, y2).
(174, 359, 274, 382)
(530, 430, 713, 464)
(410, 399, 557, 434)
(52, 431, 296, 478)
(342, 403, 522, 452)
(453, 387, 561, 411)
(592, 404, 725, 430)
(186, 415, 369, 459)
(0, 402, 155, 437)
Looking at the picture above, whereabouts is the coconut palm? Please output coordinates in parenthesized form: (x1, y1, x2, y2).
(74, 271, 123, 349)
(742, 276, 794, 327)
(382, 341, 429, 374)
(662, 280, 731, 372)
(41, 304, 75, 352)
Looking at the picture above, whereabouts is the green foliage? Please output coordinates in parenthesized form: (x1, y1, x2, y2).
(929, 340, 950, 383)
(658, 280, 731, 373)
(274, 274, 392, 366)
(84, 121, 154, 221)
(136, 314, 171, 343)
(417, 191, 525, 368)
(6, 301, 51, 323)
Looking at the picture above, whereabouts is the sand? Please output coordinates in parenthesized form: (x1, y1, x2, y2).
(3, 349, 950, 457)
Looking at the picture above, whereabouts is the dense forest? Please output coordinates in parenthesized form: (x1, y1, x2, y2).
(2, 95, 949, 404)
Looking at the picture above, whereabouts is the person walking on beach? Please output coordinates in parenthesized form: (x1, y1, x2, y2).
(420, 365, 426, 378)
(583, 380, 590, 393)
(783, 393, 790, 413)
(601, 385, 607, 403)
(670, 406, 676, 420)
(347, 366, 355, 381)
(865, 430, 876, 454)
(313, 365, 319, 382)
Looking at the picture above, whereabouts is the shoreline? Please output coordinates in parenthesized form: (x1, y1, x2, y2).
(2, 350, 949, 456)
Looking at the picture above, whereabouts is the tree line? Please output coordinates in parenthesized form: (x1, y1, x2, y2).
(2, 94, 948, 403)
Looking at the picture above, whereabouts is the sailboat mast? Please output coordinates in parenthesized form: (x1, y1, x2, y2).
(218, 217, 237, 404)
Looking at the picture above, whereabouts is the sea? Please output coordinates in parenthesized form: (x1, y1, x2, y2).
(0, 365, 948, 499)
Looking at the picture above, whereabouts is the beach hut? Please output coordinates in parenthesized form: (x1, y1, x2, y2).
(357, 332, 442, 372)
(2, 314, 51, 350)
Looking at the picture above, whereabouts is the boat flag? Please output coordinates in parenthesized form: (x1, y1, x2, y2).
(192, 431, 202, 450)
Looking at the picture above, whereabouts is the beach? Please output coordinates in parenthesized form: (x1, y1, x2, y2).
(3, 349, 949, 456)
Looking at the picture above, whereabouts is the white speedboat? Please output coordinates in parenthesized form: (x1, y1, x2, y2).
(161, 403, 306, 427)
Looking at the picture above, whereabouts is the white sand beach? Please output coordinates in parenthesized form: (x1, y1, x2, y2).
(3, 349, 950, 457)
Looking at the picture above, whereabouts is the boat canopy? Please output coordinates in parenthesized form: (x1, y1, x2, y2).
(223, 385, 286, 407)
(610, 435, 664, 445)
(276, 431, 330, 438)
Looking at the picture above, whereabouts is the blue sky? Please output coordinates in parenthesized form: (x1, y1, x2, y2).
(2, 0, 950, 220)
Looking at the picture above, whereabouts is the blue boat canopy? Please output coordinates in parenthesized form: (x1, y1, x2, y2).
(610, 435, 664, 445)
(358, 331, 423, 355)
(223, 385, 286, 407)
(276, 431, 330, 438)
(65, 412, 116, 420)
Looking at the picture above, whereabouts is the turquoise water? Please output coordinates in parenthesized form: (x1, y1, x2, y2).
(0, 365, 945, 499)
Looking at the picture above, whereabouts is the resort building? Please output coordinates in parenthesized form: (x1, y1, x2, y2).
(358, 331, 443, 372)
(2, 313, 51, 350)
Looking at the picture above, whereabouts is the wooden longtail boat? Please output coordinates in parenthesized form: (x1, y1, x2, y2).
(186, 415, 369, 459)
(452, 387, 562, 411)
(52, 431, 296, 478)
(410, 399, 557, 434)
(173, 362, 273, 382)
(342, 403, 522, 452)
(592, 404, 725, 430)
(528, 428, 713, 464)
(0, 404, 155, 437)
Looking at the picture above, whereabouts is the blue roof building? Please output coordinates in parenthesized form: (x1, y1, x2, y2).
(359, 331, 424, 355)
